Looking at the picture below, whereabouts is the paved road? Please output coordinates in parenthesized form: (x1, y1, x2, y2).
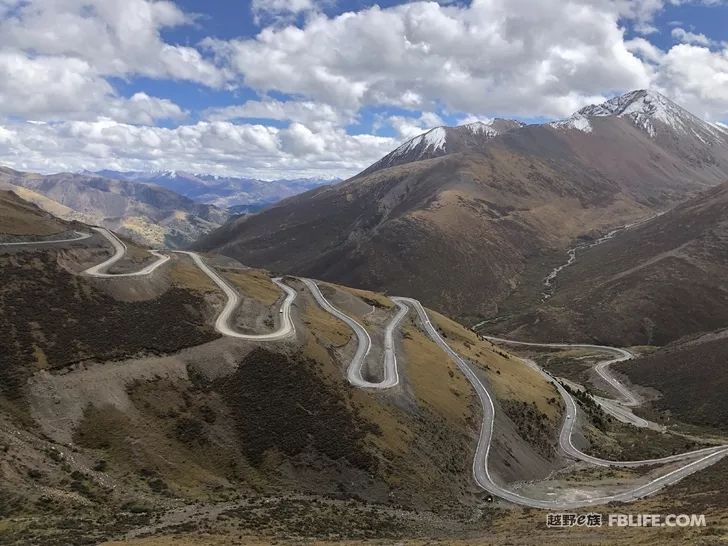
(14, 229, 728, 508)
(485, 337, 728, 462)
(83, 227, 169, 277)
(303, 278, 408, 388)
(394, 297, 728, 508)
(178, 251, 296, 341)
(0, 231, 92, 246)
(543, 361, 726, 468)
(484, 336, 645, 422)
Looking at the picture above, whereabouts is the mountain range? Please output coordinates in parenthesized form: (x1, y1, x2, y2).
(95, 170, 336, 209)
(4, 90, 728, 544)
(195, 90, 728, 323)
(0, 167, 229, 248)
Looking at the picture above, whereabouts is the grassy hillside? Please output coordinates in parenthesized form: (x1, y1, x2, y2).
(0, 190, 71, 236)
(487, 181, 728, 346)
(615, 330, 728, 430)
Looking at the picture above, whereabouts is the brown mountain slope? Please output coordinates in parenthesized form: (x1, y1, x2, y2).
(0, 197, 567, 543)
(488, 180, 728, 346)
(0, 167, 228, 248)
(613, 329, 728, 430)
(0, 190, 72, 236)
(195, 91, 728, 321)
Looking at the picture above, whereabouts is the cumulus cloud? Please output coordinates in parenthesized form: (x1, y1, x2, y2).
(206, 0, 653, 118)
(204, 0, 728, 125)
(0, 118, 397, 179)
(384, 112, 446, 140)
(204, 99, 351, 127)
(671, 27, 712, 46)
(1, 0, 727, 179)
(0, 52, 185, 124)
(251, 0, 328, 25)
(0, 0, 226, 86)
(654, 43, 728, 120)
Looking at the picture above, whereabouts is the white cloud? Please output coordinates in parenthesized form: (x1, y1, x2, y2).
(0, 0, 226, 86)
(626, 37, 665, 63)
(654, 43, 728, 120)
(204, 99, 350, 127)
(385, 112, 445, 140)
(671, 27, 712, 46)
(1, 0, 727, 179)
(0, 0, 218, 125)
(0, 118, 397, 179)
(205, 0, 652, 118)
(0, 51, 185, 124)
(251, 0, 328, 25)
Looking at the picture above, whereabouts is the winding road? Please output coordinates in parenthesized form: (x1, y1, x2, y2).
(484, 336, 645, 424)
(7, 226, 728, 509)
(389, 299, 728, 508)
(176, 251, 297, 341)
(0, 230, 92, 246)
(83, 227, 170, 277)
(302, 278, 409, 388)
(304, 288, 728, 508)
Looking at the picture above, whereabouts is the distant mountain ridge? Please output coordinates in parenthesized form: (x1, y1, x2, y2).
(95, 169, 337, 209)
(0, 167, 228, 248)
(195, 90, 728, 321)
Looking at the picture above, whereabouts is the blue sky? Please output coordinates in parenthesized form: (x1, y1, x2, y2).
(0, 0, 726, 179)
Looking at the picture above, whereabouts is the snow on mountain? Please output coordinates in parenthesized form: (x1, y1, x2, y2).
(549, 113, 593, 133)
(94, 170, 336, 209)
(363, 119, 523, 175)
(397, 126, 448, 157)
(546, 90, 728, 148)
(577, 89, 723, 139)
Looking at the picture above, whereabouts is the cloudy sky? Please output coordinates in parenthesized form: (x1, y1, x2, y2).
(0, 0, 726, 179)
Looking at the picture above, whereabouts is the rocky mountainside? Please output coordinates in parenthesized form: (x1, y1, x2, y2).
(96, 169, 336, 209)
(488, 179, 728, 346)
(362, 119, 524, 175)
(0, 167, 229, 248)
(194, 90, 728, 321)
(0, 195, 563, 543)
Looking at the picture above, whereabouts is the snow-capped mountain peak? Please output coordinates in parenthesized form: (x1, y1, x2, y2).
(363, 118, 523, 175)
(577, 89, 714, 138)
(549, 90, 727, 142)
(462, 121, 498, 138)
(399, 126, 448, 156)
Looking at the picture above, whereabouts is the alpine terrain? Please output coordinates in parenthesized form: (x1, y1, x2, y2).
(195, 91, 728, 322)
(0, 167, 229, 248)
(4, 187, 728, 544)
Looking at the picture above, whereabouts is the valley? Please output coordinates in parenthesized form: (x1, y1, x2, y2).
(195, 91, 728, 324)
(4, 0, 728, 541)
(3, 91, 728, 545)
(3, 182, 728, 543)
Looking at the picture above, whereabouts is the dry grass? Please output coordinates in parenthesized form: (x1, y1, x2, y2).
(400, 324, 471, 426)
(0, 191, 68, 236)
(221, 268, 281, 306)
(429, 309, 561, 421)
(120, 216, 167, 247)
(337, 285, 395, 309)
(169, 256, 217, 293)
(301, 293, 353, 348)
(101, 537, 277, 546)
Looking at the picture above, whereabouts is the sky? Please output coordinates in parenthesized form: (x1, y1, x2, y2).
(0, 0, 726, 180)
